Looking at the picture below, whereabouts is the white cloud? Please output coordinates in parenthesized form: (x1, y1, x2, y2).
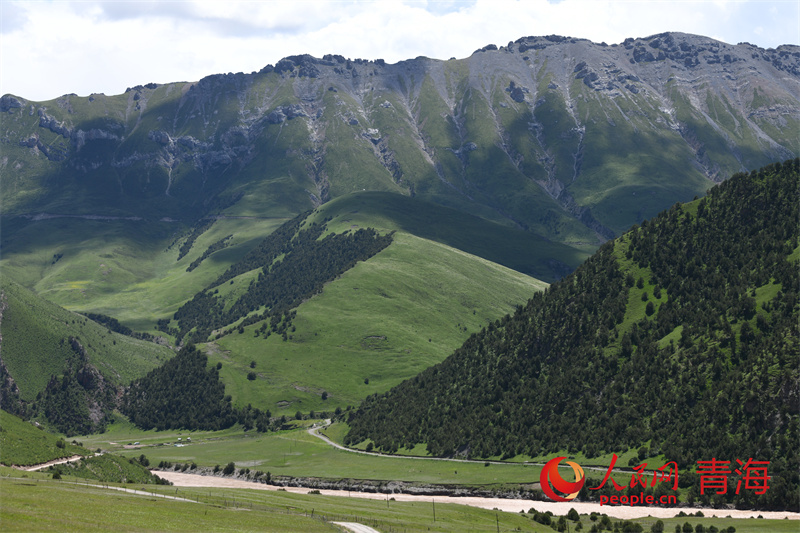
(1, 0, 797, 101)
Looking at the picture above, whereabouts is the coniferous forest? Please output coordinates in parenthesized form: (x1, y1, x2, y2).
(121, 345, 236, 431)
(162, 214, 394, 343)
(120, 345, 276, 432)
(345, 159, 799, 510)
(34, 337, 117, 437)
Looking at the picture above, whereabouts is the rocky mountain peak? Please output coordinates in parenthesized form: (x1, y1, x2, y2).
(2, 32, 798, 245)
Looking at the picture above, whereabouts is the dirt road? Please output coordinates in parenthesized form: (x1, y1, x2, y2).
(307, 421, 607, 471)
(331, 523, 380, 533)
(20, 455, 85, 471)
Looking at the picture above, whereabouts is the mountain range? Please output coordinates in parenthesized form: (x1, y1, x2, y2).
(2, 32, 798, 243)
(0, 32, 798, 450)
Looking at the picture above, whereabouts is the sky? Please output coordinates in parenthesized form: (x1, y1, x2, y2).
(1, 0, 798, 102)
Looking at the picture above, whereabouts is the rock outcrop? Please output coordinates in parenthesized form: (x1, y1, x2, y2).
(2, 32, 798, 241)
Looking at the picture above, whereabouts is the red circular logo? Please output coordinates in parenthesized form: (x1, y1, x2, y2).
(539, 456, 585, 501)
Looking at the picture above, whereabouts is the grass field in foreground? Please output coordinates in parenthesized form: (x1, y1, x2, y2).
(2, 474, 796, 533)
(0, 476, 332, 532)
(130, 484, 800, 533)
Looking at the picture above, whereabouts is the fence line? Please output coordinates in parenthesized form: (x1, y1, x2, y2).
(144, 486, 411, 532)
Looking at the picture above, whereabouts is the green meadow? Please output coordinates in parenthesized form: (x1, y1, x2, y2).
(2, 472, 796, 533)
(79, 417, 642, 492)
(86, 420, 545, 487)
(0, 473, 538, 532)
(0, 216, 287, 333)
(208, 231, 546, 414)
(0, 476, 333, 532)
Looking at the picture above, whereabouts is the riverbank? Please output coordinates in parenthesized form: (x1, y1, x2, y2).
(156, 471, 800, 521)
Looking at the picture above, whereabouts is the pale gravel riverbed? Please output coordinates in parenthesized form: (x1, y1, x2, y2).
(156, 471, 800, 521)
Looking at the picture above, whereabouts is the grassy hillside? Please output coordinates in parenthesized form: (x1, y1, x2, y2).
(309, 191, 592, 281)
(0, 192, 573, 334)
(207, 231, 546, 415)
(0, 275, 177, 434)
(18, 202, 548, 420)
(0, 216, 288, 334)
(0, 275, 174, 401)
(0, 410, 89, 466)
(2, 198, 550, 427)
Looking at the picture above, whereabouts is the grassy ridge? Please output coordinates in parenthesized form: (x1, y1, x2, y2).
(3, 37, 797, 260)
(310, 191, 592, 281)
(2, 200, 550, 425)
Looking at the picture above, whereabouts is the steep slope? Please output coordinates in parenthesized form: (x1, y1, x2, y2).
(0, 275, 175, 433)
(2, 33, 797, 245)
(163, 213, 395, 343)
(0, 409, 89, 466)
(160, 209, 547, 414)
(345, 159, 799, 510)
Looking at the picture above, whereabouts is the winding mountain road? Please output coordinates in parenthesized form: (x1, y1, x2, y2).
(307, 420, 607, 471)
(307, 420, 518, 464)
